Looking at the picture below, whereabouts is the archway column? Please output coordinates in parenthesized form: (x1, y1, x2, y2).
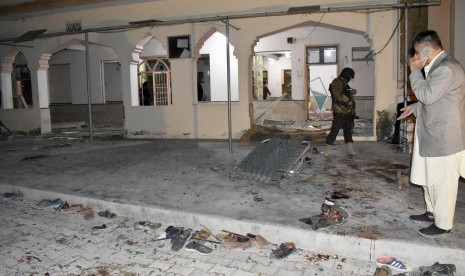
(37, 54, 52, 133)
(1, 72, 13, 109)
(1, 56, 15, 109)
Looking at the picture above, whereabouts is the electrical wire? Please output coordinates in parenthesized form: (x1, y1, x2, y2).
(296, 12, 326, 42)
(374, 9, 405, 56)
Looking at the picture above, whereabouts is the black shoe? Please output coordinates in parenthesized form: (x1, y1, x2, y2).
(171, 228, 192, 251)
(184, 240, 213, 255)
(418, 224, 450, 239)
(419, 262, 456, 275)
(91, 224, 107, 235)
(409, 212, 434, 223)
(165, 226, 184, 238)
(270, 242, 297, 259)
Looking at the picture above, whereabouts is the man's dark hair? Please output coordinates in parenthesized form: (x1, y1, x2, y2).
(412, 30, 443, 50)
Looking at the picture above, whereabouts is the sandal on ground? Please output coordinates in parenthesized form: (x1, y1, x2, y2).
(376, 257, 407, 272)
(270, 242, 297, 259)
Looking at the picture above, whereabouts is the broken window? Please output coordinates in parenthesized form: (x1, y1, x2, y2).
(252, 51, 291, 100)
(197, 54, 210, 101)
(138, 58, 172, 106)
(306, 46, 338, 113)
(307, 46, 337, 64)
(352, 47, 374, 61)
(197, 31, 239, 102)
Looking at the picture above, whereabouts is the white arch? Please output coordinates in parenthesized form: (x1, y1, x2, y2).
(1, 48, 24, 109)
(196, 29, 239, 102)
(130, 33, 167, 106)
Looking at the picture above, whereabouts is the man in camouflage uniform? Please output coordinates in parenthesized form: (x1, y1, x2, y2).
(324, 67, 356, 156)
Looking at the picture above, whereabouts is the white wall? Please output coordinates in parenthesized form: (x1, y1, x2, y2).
(140, 37, 167, 57)
(255, 26, 372, 101)
(48, 44, 118, 104)
(49, 64, 71, 103)
(352, 60, 374, 97)
(455, 0, 465, 66)
(200, 32, 238, 102)
(103, 61, 123, 102)
(263, 55, 291, 97)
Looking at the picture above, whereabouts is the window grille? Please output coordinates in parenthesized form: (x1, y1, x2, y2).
(138, 58, 172, 106)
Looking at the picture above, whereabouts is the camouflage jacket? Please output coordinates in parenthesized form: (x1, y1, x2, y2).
(329, 76, 354, 115)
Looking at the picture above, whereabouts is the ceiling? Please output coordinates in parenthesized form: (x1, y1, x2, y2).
(0, 0, 159, 21)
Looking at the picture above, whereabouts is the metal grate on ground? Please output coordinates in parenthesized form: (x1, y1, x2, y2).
(231, 138, 310, 184)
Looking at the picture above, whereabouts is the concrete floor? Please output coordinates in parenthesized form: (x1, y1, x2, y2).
(1, 134, 464, 272)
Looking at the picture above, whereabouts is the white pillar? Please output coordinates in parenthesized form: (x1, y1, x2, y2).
(130, 63, 139, 106)
(36, 54, 52, 134)
(1, 72, 13, 109)
(37, 69, 50, 109)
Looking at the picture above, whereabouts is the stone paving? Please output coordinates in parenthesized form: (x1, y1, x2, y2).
(0, 197, 377, 276)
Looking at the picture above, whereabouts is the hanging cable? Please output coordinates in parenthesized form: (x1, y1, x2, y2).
(298, 12, 326, 41)
(374, 9, 405, 56)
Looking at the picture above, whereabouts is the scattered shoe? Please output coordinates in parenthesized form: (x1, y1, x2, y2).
(246, 233, 269, 248)
(419, 262, 456, 276)
(300, 197, 350, 230)
(270, 242, 297, 259)
(91, 224, 107, 235)
(98, 210, 117, 219)
(184, 240, 213, 255)
(165, 226, 184, 238)
(171, 228, 193, 252)
(80, 206, 95, 220)
(191, 228, 211, 240)
(409, 212, 434, 223)
(64, 203, 84, 213)
(373, 266, 392, 276)
(217, 232, 252, 249)
(38, 198, 63, 208)
(3, 192, 22, 201)
(134, 221, 161, 231)
(376, 257, 407, 273)
(55, 201, 69, 212)
(229, 235, 252, 249)
(321, 197, 335, 213)
(418, 224, 450, 239)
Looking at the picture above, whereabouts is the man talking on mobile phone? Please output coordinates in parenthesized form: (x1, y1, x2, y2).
(398, 30, 465, 238)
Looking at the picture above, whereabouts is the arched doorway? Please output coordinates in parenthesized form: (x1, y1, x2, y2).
(252, 21, 375, 138)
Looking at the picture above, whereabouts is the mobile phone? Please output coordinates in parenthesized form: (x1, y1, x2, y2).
(420, 47, 431, 59)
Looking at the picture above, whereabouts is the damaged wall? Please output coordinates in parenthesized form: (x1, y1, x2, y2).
(0, 0, 405, 139)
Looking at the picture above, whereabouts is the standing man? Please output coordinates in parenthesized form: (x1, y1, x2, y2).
(263, 81, 271, 100)
(325, 67, 357, 156)
(398, 30, 465, 238)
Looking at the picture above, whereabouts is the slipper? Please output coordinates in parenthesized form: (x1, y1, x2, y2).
(270, 242, 297, 259)
(376, 257, 407, 272)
